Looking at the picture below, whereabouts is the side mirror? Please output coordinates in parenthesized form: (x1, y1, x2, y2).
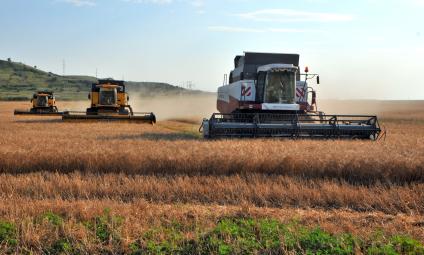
(316, 76, 320, 84)
(88, 93, 91, 100)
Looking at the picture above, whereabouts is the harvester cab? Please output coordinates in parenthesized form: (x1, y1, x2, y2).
(14, 91, 61, 115)
(62, 79, 156, 123)
(218, 53, 319, 114)
(33, 93, 48, 107)
(87, 79, 132, 115)
(201, 52, 381, 140)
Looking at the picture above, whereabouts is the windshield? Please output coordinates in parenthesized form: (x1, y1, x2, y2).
(36, 96, 48, 107)
(99, 88, 117, 105)
(264, 71, 295, 104)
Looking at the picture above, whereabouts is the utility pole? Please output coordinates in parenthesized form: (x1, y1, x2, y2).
(186, 81, 193, 90)
(61, 59, 66, 89)
(62, 59, 66, 76)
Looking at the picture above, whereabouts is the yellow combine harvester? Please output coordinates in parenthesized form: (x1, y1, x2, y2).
(14, 91, 62, 116)
(62, 79, 156, 123)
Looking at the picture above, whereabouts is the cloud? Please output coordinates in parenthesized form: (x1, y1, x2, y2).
(122, 0, 206, 8)
(411, 0, 424, 5)
(123, 0, 205, 14)
(122, 0, 173, 4)
(236, 9, 353, 22)
(207, 26, 263, 33)
(189, 0, 204, 7)
(367, 36, 385, 42)
(208, 26, 324, 33)
(189, 0, 205, 14)
(268, 28, 324, 33)
(60, 0, 96, 6)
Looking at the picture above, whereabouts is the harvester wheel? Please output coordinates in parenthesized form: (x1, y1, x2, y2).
(119, 108, 129, 115)
(151, 113, 157, 125)
(126, 105, 134, 116)
(86, 108, 98, 115)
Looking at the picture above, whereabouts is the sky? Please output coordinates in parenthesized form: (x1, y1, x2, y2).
(0, 0, 423, 99)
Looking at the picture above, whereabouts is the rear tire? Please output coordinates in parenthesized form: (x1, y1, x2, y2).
(150, 113, 156, 124)
(86, 108, 98, 115)
(119, 107, 129, 115)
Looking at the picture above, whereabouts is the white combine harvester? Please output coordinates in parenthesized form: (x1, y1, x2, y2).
(201, 52, 381, 139)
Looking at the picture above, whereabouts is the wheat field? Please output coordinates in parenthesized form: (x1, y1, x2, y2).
(0, 100, 423, 253)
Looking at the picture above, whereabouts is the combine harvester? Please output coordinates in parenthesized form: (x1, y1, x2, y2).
(62, 79, 156, 124)
(14, 91, 63, 116)
(201, 52, 381, 140)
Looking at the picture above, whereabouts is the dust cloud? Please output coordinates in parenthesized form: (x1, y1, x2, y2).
(55, 101, 92, 113)
(318, 100, 424, 119)
(318, 100, 384, 115)
(130, 94, 217, 121)
(55, 94, 217, 121)
(55, 96, 423, 122)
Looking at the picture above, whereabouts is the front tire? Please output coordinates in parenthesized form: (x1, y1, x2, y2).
(86, 108, 98, 115)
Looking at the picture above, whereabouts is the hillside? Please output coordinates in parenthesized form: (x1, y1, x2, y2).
(0, 59, 206, 100)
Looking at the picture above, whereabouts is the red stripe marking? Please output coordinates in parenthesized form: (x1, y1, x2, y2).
(242, 86, 252, 97)
(296, 88, 305, 98)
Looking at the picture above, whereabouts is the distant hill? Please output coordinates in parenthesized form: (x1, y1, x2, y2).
(0, 59, 208, 100)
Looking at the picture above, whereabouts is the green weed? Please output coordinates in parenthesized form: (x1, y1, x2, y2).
(0, 221, 17, 246)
